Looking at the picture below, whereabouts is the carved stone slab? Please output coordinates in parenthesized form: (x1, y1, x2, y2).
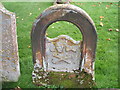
(44, 35, 81, 72)
(0, 3, 20, 82)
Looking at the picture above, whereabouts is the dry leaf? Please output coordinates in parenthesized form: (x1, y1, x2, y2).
(106, 38, 111, 41)
(38, 8, 40, 10)
(29, 13, 32, 16)
(28, 45, 31, 48)
(92, 5, 96, 7)
(100, 22, 103, 27)
(46, 33, 48, 36)
(108, 29, 113, 31)
(106, 5, 110, 8)
(13, 86, 22, 90)
(116, 29, 119, 32)
(16, 17, 19, 19)
(98, 2, 102, 4)
(115, 4, 118, 6)
(52, 26, 54, 28)
(99, 16, 104, 19)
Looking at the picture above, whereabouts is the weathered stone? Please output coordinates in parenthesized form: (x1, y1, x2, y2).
(0, 3, 20, 82)
(31, 4, 97, 88)
(45, 35, 82, 72)
(53, 0, 71, 5)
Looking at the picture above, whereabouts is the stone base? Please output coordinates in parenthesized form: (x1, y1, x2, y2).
(32, 68, 95, 88)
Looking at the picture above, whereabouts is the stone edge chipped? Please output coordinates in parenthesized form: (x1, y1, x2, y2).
(46, 35, 81, 44)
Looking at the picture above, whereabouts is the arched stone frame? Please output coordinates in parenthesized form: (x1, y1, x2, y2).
(31, 4, 97, 78)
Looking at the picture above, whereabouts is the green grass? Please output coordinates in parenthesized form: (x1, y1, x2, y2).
(2, 2, 119, 88)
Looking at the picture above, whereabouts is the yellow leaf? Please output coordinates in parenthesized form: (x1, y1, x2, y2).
(38, 8, 40, 10)
(29, 13, 32, 16)
(100, 22, 104, 27)
(116, 29, 119, 32)
(46, 33, 48, 36)
(28, 45, 31, 48)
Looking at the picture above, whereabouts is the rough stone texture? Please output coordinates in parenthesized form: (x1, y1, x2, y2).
(44, 35, 82, 72)
(0, 3, 2, 89)
(31, 4, 97, 88)
(32, 35, 96, 88)
(0, 3, 20, 82)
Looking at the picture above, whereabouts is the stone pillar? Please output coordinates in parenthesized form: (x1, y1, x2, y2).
(0, 3, 20, 82)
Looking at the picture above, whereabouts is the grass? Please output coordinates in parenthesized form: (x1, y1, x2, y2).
(2, 2, 119, 88)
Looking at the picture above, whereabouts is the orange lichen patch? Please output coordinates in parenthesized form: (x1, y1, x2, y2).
(52, 39, 59, 44)
(11, 52, 16, 55)
(84, 59, 92, 70)
(36, 51, 43, 66)
(6, 57, 10, 60)
(67, 40, 75, 46)
(83, 49, 93, 74)
(12, 60, 17, 64)
(13, 68, 17, 71)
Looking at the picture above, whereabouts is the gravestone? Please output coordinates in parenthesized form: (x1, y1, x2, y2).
(0, 3, 20, 82)
(45, 35, 82, 72)
(54, 0, 71, 4)
(31, 4, 97, 88)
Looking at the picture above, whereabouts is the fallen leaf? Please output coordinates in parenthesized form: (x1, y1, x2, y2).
(52, 26, 54, 28)
(13, 86, 22, 90)
(115, 4, 118, 6)
(68, 74, 76, 79)
(92, 5, 96, 7)
(38, 8, 40, 10)
(46, 33, 48, 36)
(100, 22, 104, 27)
(28, 45, 31, 48)
(106, 7, 108, 9)
(99, 16, 104, 19)
(98, 2, 102, 4)
(100, 18, 103, 21)
(29, 13, 32, 16)
(106, 5, 110, 8)
(110, 3, 112, 4)
(106, 38, 111, 41)
(108, 29, 113, 31)
(16, 17, 19, 19)
(116, 29, 119, 32)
